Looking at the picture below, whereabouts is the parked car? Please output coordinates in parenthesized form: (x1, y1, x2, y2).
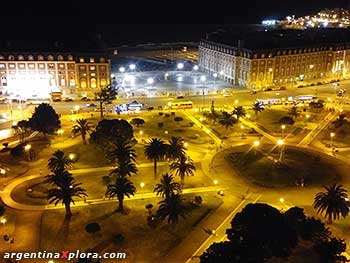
(249, 90, 257, 95)
(176, 96, 185, 99)
(63, 97, 73, 102)
(264, 88, 272, 91)
(86, 103, 97, 108)
(279, 86, 286, 90)
(81, 97, 91, 101)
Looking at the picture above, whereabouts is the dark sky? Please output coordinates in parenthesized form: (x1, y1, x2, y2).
(1, 0, 350, 48)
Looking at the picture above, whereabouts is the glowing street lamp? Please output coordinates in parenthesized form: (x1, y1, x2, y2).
(213, 179, 218, 185)
(119, 67, 125, 73)
(139, 130, 143, 135)
(193, 65, 199, 71)
(200, 75, 206, 82)
(140, 182, 145, 189)
(219, 70, 224, 76)
(129, 64, 136, 71)
(1, 217, 6, 234)
(281, 125, 286, 137)
(147, 77, 154, 85)
(0, 168, 6, 177)
(24, 144, 31, 152)
(277, 139, 284, 163)
(177, 63, 184, 70)
(279, 197, 285, 203)
(74, 105, 80, 112)
(184, 142, 188, 148)
(68, 153, 75, 160)
(57, 129, 64, 136)
(253, 140, 260, 155)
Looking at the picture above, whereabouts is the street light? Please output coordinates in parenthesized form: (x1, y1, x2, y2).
(74, 105, 80, 112)
(147, 77, 154, 85)
(1, 217, 7, 235)
(219, 70, 224, 76)
(177, 63, 184, 70)
(277, 139, 284, 163)
(213, 179, 218, 185)
(0, 168, 6, 177)
(184, 142, 188, 147)
(140, 182, 145, 189)
(253, 140, 260, 155)
(193, 65, 199, 71)
(119, 67, 125, 73)
(69, 153, 75, 160)
(279, 197, 285, 203)
(129, 64, 136, 71)
(139, 130, 143, 135)
(57, 129, 64, 136)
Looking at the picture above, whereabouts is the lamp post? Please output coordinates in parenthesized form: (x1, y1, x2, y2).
(253, 140, 260, 155)
(281, 125, 286, 137)
(193, 65, 199, 71)
(24, 144, 31, 161)
(1, 218, 7, 236)
(277, 139, 284, 163)
(330, 132, 335, 148)
(200, 75, 207, 110)
(177, 63, 184, 70)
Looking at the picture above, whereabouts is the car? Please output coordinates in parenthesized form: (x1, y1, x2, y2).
(63, 98, 73, 102)
(333, 82, 340, 86)
(249, 91, 257, 95)
(279, 86, 286, 90)
(81, 97, 91, 101)
(264, 88, 272, 91)
(176, 96, 185, 99)
(86, 103, 97, 108)
(52, 98, 61, 102)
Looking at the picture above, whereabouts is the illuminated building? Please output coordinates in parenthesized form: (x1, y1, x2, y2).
(0, 53, 110, 99)
(199, 28, 350, 90)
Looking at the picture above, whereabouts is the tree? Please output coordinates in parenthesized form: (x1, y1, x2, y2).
(130, 118, 145, 127)
(166, 136, 186, 161)
(144, 138, 168, 178)
(252, 101, 264, 119)
(47, 175, 87, 217)
(90, 119, 133, 147)
(309, 100, 324, 109)
(16, 120, 31, 142)
(157, 194, 186, 224)
(200, 241, 239, 263)
(232, 106, 246, 121)
(72, 119, 94, 145)
(314, 237, 348, 263)
(0, 204, 5, 216)
(29, 103, 61, 135)
(110, 158, 138, 178)
(204, 111, 220, 124)
(105, 176, 136, 212)
(313, 184, 350, 224)
(226, 203, 298, 261)
(332, 114, 348, 129)
(154, 173, 182, 199)
(106, 140, 136, 164)
(48, 150, 74, 172)
(279, 116, 295, 125)
(218, 112, 236, 130)
(170, 156, 196, 185)
(95, 85, 117, 118)
(288, 106, 299, 120)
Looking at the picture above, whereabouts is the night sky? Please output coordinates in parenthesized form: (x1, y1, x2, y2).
(1, 0, 350, 49)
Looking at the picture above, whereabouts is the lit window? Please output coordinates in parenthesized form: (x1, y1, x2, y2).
(18, 55, 24, 60)
(19, 64, 25, 69)
(1, 76, 7, 86)
(99, 57, 106, 63)
(38, 64, 45, 69)
(80, 78, 87, 88)
(89, 66, 96, 71)
(58, 55, 64, 61)
(79, 66, 86, 71)
(59, 64, 65, 69)
(90, 78, 97, 88)
(68, 55, 74, 61)
(28, 55, 34, 61)
(38, 55, 44, 61)
(0, 55, 4, 60)
(90, 73, 96, 76)
(89, 58, 95, 63)
(48, 55, 54, 61)
(69, 77, 75, 87)
(79, 58, 84, 63)
(9, 64, 15, 69)
(0, 64, 5, 69)
(100, 78, 106, 86)
(8, 55, 15, 61)
(60, 77, 66, 86)
(48, 64, 55, 69)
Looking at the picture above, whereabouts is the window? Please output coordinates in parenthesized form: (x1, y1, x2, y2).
(0, 55, 4, 60)
(68, 55, 74, 61)
(38, 55, 44, 61)
(79, 58, 85, 63)
(90, 72, 96, 77)
(89, 66, 96, 71)
(79, 65, 86, 71)
(48, 63, 55, 69)
(58, 55, 64, 61)
(8, 55, 15, 61)
(99, 57, 106, 63)
(28, 55, 34, 61)
(1, 76, 7, 86)
(0, 64, 5, 69)
(89, 58, 95, 63)
(100, 78, 106, 86)
(58, 63, 65, 69)
(18, 63, 25, 69)
(90, 78, 97, 88)
(69, 77, 75, 87)
(60, 77, 66, 86)
(38, 63, 45, 69)
(80, 78, 87, 88)
(48, 55, 54, 61)
(9, 64, 15, 69)
(18, 55, 24, 60)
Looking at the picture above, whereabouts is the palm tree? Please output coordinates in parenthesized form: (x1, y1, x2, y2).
(47, 176, 87, 217)
(107, 141, 136, 164)
(232, 106, 246, 121)
(105, 176, 136, 212)
(48, 150, 74, 172)
(72, 119, 94, 145)
(46, 169, 73, 186)
(154, 173, 182, 199)
(167, 136, 186, 161)
(110, 158, 138, 177)
(218, 112, 235, 130)
(157, 194, 186, 224)
(252, 102, 264, 119)
(332, 114, 348, 129)
(313, 184, 350, 224)
(170, 156, 196, 185)
(144, 138, 168, 178)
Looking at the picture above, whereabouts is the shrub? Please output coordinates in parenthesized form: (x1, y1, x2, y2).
(85, 223, 101, 234)
(2, 143, 9, 149)
(158, 122, 164, 128)
(174, 117, 184, 122)
(130, 118, 145, 127)
(158, 112, 164, 116)
(194, 196, 203, 205)
(171, 112, 175, 116)
(10, 144, 24, 157)
(0, 205, 5, 216)
(279, 116, 295, 125)
(165, 113, 170, 117)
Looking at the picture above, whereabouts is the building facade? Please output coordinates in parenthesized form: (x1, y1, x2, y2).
(0, 53, 110, 99)
(199, 31, 350, 90)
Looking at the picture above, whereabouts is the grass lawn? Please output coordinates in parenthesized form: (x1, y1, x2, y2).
(40, 193, 222, 263)
(226, 147, 339, 188)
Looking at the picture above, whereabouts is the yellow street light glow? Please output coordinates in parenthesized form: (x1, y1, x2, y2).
(1, 218, 6, 224)
(184, 142, 188, 147)
(240, 125, 244, 129)
(246, 114, 251, 119)
(69, 153, 75, 160)
(74, 105, 80, 111)
(306, 114, 310, 119)
(12, 121, 18, 126)
(199, 117, 203, 121)
(48, 260, 54, 263)
(206, 130, 211, 134)
(24, 144, 31, 151)
(213, 180, 218, 185)
(253, 140, 260, 147)
(327, 97, 331, 101)
(0, 168, 6, 175)
(330, 132, 335, 137)
(164, 130, 168, 134)
(339, 109, 343, 113)
(281, 125, 286, 129)
(234, 100, 239, 104)
(139, 131, 143, 135)
(277, 139, 284, 145)
(57, 129, 64, 135)
(140, 182, 145, 188)
(279, 197, 285, 203)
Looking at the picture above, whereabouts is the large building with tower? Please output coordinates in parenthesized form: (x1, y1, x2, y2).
(199, 27, 350, 90)
(0, 52, 110, 100)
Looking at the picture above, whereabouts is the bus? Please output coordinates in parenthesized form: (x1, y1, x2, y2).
(256, 98, 282, 105)
(167, 101, 193, 109)
(294, 95, 317, 102)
